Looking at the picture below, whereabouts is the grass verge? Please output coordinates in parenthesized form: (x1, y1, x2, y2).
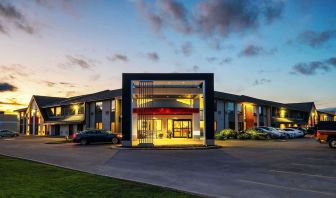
(0, 155, 198, 198)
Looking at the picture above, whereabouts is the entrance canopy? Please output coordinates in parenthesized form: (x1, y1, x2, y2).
(122, 73, 214, 147)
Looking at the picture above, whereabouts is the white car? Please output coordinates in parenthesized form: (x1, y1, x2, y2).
(283, 128, 304, 138)
(258, 127, 284, 138)
(276, 128, 295, 138)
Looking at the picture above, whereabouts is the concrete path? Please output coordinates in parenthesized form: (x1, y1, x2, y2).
(0, 136, 335, 198)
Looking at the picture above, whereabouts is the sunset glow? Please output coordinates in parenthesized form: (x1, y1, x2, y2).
(1, 0, 336, 113)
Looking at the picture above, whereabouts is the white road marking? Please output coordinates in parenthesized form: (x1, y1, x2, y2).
(239, 179, 336, 197)
(292, 163, 335, 168)
(269, 169, 336, 180)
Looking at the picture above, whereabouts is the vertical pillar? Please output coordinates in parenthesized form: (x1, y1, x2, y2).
(234, 103, 239, 131)
(256, 105, 260, 127)
(267, 107, 271, 126)
(224, 102, 229, 129)
(32, 110, 36, 135)
(193, 98, 200, 139)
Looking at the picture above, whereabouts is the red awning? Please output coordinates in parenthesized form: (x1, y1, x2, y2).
(133, 107, 199, 115)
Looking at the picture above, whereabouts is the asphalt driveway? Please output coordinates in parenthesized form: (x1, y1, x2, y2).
(0, 136, 335, 198)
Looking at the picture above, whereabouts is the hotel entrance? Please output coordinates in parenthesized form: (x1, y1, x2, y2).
(122, 73, 215, 147)
(173, 119, 192, 138)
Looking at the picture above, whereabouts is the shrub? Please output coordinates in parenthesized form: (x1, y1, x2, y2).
(215, 129, 237, 140)
(237, 132, 251, 140)
(245, 129, 266, 140)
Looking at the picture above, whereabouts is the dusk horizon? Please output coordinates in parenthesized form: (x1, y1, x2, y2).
(1, 0, 336, 113)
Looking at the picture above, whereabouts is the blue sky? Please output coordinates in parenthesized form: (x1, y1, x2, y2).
(0, 0, 336, 112)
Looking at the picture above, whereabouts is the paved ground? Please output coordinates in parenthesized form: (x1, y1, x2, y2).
(0, 136, 335, 198)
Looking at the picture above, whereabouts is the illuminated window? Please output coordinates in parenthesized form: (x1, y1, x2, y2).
(137, 99, 152, 106)
(95, 122, 103, 129)
(111, 122, 116, 132)
(199, 96, 204, 110)
(111, 100, 116, 112)
(214, 121, 217, 131)
(55, 107, 61, 116)
(176, 99, 193, 107)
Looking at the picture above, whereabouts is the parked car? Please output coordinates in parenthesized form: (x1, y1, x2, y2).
(0, 130, 19, 138)
(255, 127, 281, 139)
(257, 127, 283, 139)
(289, 127, 307, 135)
(276, 128, 295, 139)
(283, 128, 304, 138)
(72, 129, 122, 145)
(315, 121, 336, 148)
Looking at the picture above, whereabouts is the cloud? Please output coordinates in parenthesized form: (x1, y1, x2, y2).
(0, 82, 18, 92)
(135, 0, 284, 38)
(0, 1, 36, 34)
(220, 57, 232, 65)
(60, 55, 97, 69)
(291, 57, 336, 75)
(181, 42, 192, 56)
(146, 52, 159, 62)
(252, 78, 271, 86)
(191, 65, 199, 72)
(206, 57, 217, 63)
(107, 54, 129, 62)
(292, 29, 336, 48)
(0, 64, 29, 77)
(89, 74, 100, 81)
(239, 44, 276, 57)
(292, 61, 329, 75)
(0, 98, 25, 106)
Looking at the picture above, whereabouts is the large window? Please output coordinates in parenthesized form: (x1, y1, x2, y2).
(111, 100, 116, 112)
(55, 107, 61, 116)
(96, 102, 103, 113)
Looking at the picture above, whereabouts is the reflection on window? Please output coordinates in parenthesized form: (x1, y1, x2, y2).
(111, 100, 116, 112)
(96, 102, 103, 113)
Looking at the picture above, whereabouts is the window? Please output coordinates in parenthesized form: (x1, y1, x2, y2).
(95, 102, 103, 113)
(214, 121, 217, 132)
(111, 122, 116, 133)
(55, 107, 61, 116)
(111, 100, 116, 112)
(78, 104, 84, 114)
(95, 122, 103, 129)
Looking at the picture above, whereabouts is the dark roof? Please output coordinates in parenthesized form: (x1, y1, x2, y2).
(14, 107, 27, 112)
(317, 110, 336, 116)
(285, 102, 315, 113)
(42, 89, 122, 107)
(33, 95, 66, 107)
(215, 91, 284, 107)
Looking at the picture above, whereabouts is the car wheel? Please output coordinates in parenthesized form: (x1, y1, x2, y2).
(285, 134, 290, 139)
(80, 139, 89, 145)
(328, 138, 336, 149)
(112, 137, 119, 144)
(266, 134, 271, 139)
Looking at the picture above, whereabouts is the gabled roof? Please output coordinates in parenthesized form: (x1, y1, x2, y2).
(42, 89, 122, 107)
(33, 95, 66, 107)
(285, 102, 315, 113)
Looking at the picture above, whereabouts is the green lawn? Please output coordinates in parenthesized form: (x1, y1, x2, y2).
(0, 156, 198, 198)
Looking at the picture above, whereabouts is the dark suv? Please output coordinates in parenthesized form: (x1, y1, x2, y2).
(72, 129, 121, 145)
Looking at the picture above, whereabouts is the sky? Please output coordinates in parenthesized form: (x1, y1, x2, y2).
(0, 0, 336, 113)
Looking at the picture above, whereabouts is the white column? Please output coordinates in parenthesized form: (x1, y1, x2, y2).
(224, 102, 229, 128)
(256, 105, 260, 127)
(234, 103, 239, 131)
(32, 110, 36, 135)
(193, 98, 200, 139)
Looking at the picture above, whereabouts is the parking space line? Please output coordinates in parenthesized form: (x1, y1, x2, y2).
(291, 163, 335, 168)
(238, 179, 336, 197)
(269, 169, 336, 180)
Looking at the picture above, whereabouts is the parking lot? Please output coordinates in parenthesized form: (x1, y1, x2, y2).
(0, 136, 335, 198)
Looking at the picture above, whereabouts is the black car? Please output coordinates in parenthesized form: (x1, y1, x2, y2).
(72, 129, 121, 145)
(0, 130, 19, 138)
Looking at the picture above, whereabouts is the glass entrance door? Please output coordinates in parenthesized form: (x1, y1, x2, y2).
(173, 120, 192, 138)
